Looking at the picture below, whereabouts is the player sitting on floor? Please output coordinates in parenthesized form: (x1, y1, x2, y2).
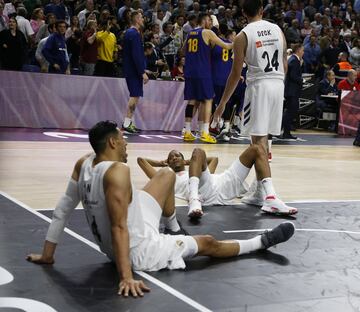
(27, 120, 296, 298)
(138, 147, 298, 219)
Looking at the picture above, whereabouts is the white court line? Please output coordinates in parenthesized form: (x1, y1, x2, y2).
(223, 228, 360, 235)
(0, 191, 212, 312)
(34, 199, 360, 211)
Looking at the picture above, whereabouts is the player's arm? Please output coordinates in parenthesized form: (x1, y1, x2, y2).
(207, 157, 218, 174)
(282, 31, 288, 75)
(137, 157, 168, 179)
(104, 163, 150, 297)
(205, 29, 233, 50)
(26, 154, 90, 264)
(213, 32, 246, 122)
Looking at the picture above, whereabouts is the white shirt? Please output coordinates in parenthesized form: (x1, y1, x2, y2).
(16, 15, 34, 41)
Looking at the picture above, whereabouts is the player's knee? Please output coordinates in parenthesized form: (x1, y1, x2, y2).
(252, 144, 266, 158)
(201, 235, 218, 251)
(191, 148, 206, 160)
(158, 167, 176, 183)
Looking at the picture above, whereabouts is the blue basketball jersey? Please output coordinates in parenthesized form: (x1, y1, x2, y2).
(184, 28, 211, 79)
(211, 38, 232, 86)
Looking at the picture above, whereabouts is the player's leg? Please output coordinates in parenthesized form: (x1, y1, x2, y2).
(191, 221, 295, 258)
(187, 148, 208, 218)
(184, 100, 197, 141)
(142, 168, 185, 233)
(200, 99, 217, 143)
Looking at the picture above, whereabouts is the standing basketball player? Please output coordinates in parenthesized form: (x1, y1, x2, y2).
(122, 11, 149, 133)
(213, 0, 287, 206)
(183, 13, 232, 144)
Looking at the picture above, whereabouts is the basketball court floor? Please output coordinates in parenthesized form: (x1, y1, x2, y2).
(1, 127, 360, 311)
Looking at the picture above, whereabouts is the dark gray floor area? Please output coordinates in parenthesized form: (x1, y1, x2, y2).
(2, 195, 360, 311)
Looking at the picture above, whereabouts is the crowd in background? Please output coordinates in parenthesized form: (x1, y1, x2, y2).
(0, 0, 359, 79)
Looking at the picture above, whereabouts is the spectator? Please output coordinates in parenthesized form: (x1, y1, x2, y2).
(44, 0, 66, 21)
(188, 1, 200, 16)
(153, 2, 171, 35)
(118, 0, 131, 20)
(310, 13, 322, 36)
(79, 19, 97, 75)
(285, 19, 301, 44)
(222, 8, 234, 29)
(42, 20, 70, 74)
(173, 14, 185, 43)
(338, 69, 360, 91)
(322, 7, 332, 27)
(94, 18, 117, 77)
(340, 21, 352, 37)
(321, 37, 342, 70)
(101, 0, 117, 17)
(319, 26, 333, 51)
(0, 16, 27, 70)
(303, 34, 321, 73)
(160, 21, 181, 70)
(183, 13, 197, 34)
(300, 18, 312, 39)
(78, 0, 94, 30)
(16, 7, 34, 43)
(143, 41, 157, 78)
(35, 22, 56, 72)
(30, 8, 44, 37)
(333, 52, 352, 82)
(340, 33, 352, 55)
(208, 1, 218, 15)
(0, 2, 9, 32)
(171, 55, 185, 80)
(349, 38, 360, 66)
(317, 70, 338, 117)
(119, 8, 131, 30)
(145, 31, 166, 76)
(172, 0, 186, 18)
(67, 29, 82, 71)
(3, 0, 17, 17)
(285, 0, 302, 24)
(65, 15, 80, 40)
(36, 13, 56, 43)
(282, 43, 304, 140)
(304, 0, 316, 21)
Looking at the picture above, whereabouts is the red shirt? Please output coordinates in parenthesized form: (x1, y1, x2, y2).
(80, 30, 98, 64)
(338, 79, 360, 91)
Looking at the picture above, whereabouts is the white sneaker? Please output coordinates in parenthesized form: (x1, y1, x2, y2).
(217, 128, 230, 142)
(241, 184, 265, 206)
(261, 196, 298, 215)
(188, 197, 203, 219)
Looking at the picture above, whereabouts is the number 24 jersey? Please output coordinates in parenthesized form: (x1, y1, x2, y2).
(241, 20, 285, 83)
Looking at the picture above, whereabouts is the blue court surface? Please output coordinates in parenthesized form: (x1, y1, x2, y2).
(1, 192, 360, 311)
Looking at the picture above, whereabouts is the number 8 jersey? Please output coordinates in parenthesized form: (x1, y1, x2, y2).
(184, 28, 212, 79)
(241, 20, 285, 83)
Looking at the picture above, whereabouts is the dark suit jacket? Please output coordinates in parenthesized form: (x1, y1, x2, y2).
(318, 79, 338, 96)
(285, 54, 303, 98)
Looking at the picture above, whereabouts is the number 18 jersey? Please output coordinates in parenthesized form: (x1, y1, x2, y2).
(241, 20, 284, 83)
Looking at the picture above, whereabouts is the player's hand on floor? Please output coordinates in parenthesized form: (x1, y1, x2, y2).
(118, 278, 150, 297)
(26, 253, 54, 264)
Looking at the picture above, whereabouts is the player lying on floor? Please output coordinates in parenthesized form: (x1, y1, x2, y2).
(27, 120, 296, 298)
(138, 146, 298, 219)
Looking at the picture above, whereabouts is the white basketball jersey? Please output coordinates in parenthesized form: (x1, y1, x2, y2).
(241, 20, 285, 83)
(78, 155, 145, 258)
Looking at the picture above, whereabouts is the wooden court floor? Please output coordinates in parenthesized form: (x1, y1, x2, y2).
(0, 138, 359, 209)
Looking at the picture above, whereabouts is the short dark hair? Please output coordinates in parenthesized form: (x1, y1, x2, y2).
(144, 42, 153, 51)
(219, 23, 228, 36)
(243, 0, 263, 18)
(292, 43, 303, 53)
(197, 12, 210, 25)
(88, 121, 118, 154)
(55, 20, 66, 28)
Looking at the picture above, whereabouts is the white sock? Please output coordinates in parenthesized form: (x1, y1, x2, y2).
(210, 119, 217, 128)
(268, 139, 272, 153)
(123, 117, 132, 128)
(234, 115, 240, 127)
(202, 122, 209, 134)
(224, 121, 230, 131)
(185, 122, 191, 132)
(261, 177, 276, 197)
(237, 236, 264, 255)
(189, 176, 200, 199)
(163, 211, 180, 231)
(237, 161, 251, 182)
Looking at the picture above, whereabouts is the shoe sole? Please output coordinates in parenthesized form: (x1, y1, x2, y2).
(261, 222, 295, 249)
(188, 209, 203, 219)
(261, 205, 298, 215)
